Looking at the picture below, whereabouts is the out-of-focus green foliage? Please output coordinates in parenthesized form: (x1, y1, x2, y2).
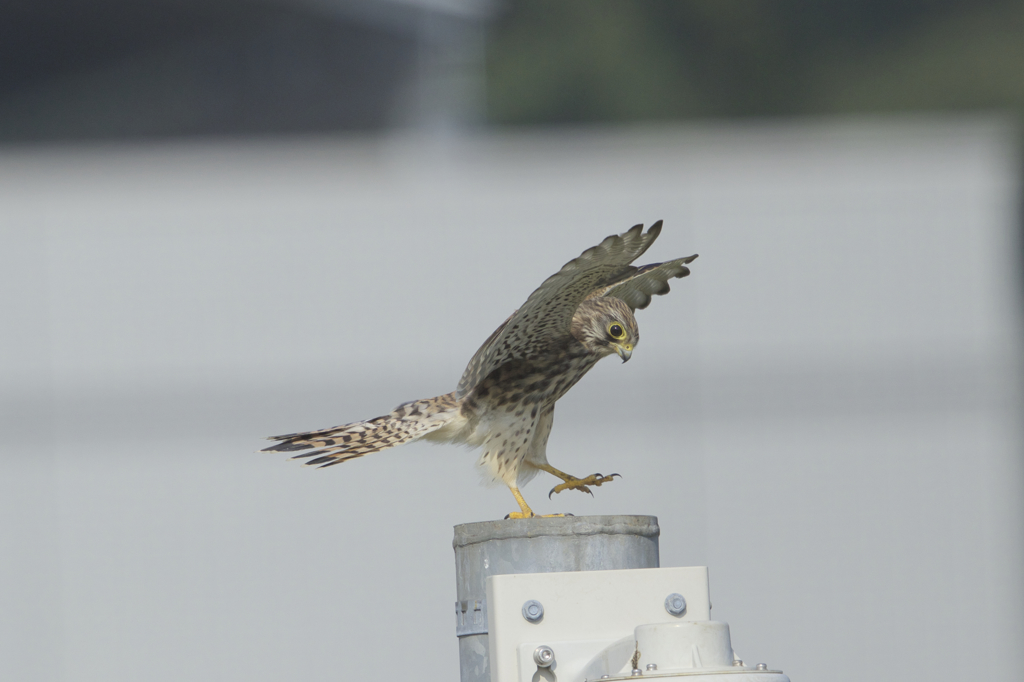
(485, 0, 1024, 124)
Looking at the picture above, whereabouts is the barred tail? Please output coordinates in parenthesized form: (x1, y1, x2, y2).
(262, 392, 459, 468)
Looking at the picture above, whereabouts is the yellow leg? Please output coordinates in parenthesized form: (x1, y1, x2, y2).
(535, 463, 576, 481)
(505, 485, 535, 519)
(535, 463, 620, 499)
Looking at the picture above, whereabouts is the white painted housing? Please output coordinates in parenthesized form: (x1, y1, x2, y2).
(488, 567, 790, 682)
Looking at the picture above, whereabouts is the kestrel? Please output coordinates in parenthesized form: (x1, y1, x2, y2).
(263, 221, 697, 518)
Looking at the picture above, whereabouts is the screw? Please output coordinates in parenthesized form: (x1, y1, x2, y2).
(533, 645, 555, 668)
(733, 659, 744, 667)
(664, 593, 687, 616)
(756, 663, 768, 671)
(646, 663, 658, 671)
(522, 600, 544, 623)
(631, 669, 643, 676)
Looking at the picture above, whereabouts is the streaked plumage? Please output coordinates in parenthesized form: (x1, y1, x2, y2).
(263, 221, 697, 517)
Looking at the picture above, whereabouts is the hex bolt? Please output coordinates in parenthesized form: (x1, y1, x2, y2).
(646, 663, 658, 671)
(533, 646, 555, 668)
(522, 599, 545, 623)
(664, 593, 687, 616)
(756, 663, 768, 671)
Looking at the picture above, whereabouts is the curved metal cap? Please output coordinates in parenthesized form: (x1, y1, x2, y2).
(454, 515, 660, 548)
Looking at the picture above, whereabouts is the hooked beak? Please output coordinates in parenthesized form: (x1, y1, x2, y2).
(615, 344, 633, 363)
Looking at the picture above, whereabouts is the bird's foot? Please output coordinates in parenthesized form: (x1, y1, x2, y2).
(548, 473, 620, 499)
(503, 512, 574, 519)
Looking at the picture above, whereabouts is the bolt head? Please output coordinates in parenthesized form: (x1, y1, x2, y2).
(533, 645, 555, 667)
(522, 599, 545, 622)
(733, 659, 744, 667)
(756, 663, 768, 670)
(664, 592, 687, 616)
(646, 663, 658, 671)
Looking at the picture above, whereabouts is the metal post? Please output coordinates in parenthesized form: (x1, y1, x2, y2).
(453, 515, 660, 682)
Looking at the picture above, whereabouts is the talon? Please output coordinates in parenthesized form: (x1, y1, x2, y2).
(548, 473, 616, 497)
(549, 477, 575, 498)
(588, 473, 619, 487)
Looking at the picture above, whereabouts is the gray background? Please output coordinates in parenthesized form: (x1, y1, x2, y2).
(2, 117, 1022, 681)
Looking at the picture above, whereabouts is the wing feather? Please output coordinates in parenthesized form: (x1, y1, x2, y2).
(456, 221, 664, 397)
(588, 254, 698, 310)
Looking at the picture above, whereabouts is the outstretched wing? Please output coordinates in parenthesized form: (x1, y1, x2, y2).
(587, 255, 698, 311)
(456, 221, 664, 398)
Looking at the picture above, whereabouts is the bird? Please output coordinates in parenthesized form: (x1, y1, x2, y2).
(262, 221, 697, 518)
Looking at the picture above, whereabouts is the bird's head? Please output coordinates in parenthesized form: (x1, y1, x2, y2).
(571, 297, 639, 362)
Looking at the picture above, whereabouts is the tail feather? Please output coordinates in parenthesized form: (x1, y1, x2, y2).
(262, 393, 459, 468)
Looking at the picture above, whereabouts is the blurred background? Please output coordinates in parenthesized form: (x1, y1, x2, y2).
(1, 2, 1022, 681)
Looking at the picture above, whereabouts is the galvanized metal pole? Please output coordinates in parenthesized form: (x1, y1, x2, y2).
(453, 515, 660, 682)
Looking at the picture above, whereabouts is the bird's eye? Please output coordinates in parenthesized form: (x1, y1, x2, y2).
(608, 323, 626, 340)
